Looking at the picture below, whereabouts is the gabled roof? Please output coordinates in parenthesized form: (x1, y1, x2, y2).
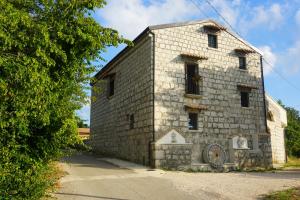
(93, 19, 262, 81)
(149, 19, 262, 55)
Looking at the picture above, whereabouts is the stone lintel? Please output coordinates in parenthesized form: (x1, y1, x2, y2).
(184, 104, 208, 111)
(203, 24, 226, 33)
(102, 72, 116, 79)
(234, 48, 256, 55)
(180, 53, 208, 61)
(237, 84, 258, 91)
(184, 94, 203, 99)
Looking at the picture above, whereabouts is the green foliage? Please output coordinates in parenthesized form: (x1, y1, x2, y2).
(76, 115, 89, 128)
(261, 187, 300, 200)
(0, 0, 129, 198)
(278, 101, 300, 157)
(284, 157, 300, 168)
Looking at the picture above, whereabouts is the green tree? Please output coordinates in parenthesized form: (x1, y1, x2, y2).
(76, 116, 89, 128)
(0, 0, 129, 199)
(278, 101, 300, 157)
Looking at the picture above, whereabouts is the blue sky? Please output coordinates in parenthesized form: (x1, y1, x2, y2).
(78, 0, 300, 124)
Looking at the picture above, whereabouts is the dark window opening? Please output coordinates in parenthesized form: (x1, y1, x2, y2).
(188, 113, 198, 130)
(108, 74, 115, 97)
(239, 56, 246, 70)
(241, 91, 249, 107)
(130, 114, 134, 129)
(208, 34, 217, 48)
(267, 111, 274, 121)
(186, 63, 200, 95)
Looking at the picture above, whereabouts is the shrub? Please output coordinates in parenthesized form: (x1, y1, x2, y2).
(0, 0, 129, 198)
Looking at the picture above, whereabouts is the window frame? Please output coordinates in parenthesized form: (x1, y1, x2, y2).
(240, 91, 250, 107)
(239, 56, 247, 70)
(188, 112, 198, 130)
(107, 74, 115, 98)
(208, 34, 218, 48)
(185, 62, 200, 95)
(129, 114, 134, 129)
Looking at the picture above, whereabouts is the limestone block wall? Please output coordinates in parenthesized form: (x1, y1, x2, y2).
(90, 35, 154, 165)
(266, 95, 287, 164)
(153, 143, 192, 169)
(152, 21, 268, 166)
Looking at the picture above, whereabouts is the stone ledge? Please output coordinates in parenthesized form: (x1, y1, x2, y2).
(184, 94, 203, 99)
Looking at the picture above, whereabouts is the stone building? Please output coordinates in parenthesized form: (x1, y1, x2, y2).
(266, 95, 287, 164)
(90, 19, 286, 170)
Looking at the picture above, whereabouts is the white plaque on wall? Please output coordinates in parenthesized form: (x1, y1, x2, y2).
(156, 129, 187, 145)
(232, 136, 249, 149)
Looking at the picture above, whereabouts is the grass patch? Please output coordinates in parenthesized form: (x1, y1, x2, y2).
(236, 167, 277, 173)
(261, 187, 300, 200)
(284, 157, 300, 168)
(1, 161, 65, 200)
(43, 162, 66, 198)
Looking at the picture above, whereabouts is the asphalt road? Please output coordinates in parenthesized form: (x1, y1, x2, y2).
(55, 153, 300, 200)
(55, 153, 196, 200)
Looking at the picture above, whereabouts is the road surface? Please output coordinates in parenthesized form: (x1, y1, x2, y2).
(55, 153, 300, 200)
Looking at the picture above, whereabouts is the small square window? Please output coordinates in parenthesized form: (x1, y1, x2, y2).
(188, 113, 198, 130)
(239, 57, 246, 70)
(241, 91, 249, 107)
(129, 114, 134, 129)
(208, 34, 217, 48)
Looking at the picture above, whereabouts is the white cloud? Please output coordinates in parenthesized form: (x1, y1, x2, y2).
(232, 0, 241, 6)
(269, 4, 284, 29)
(76, 104, 90, 124)
(97, 0, 199, 39)
(211, 0, 239, 27)
(97, 1, 288, 39)
(296, 9, 300, 26)
(250, 4, 283, 30)
(262, 41, 300, 77)
(280, 40, 300, 75)
(258, 46, 277, 75)
(238, 3, 284, 34)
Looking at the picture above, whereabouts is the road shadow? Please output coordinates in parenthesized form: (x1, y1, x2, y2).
(61, 152, 133, 172)
(55, 192, 129, 200)
(233, 170, 300, 180)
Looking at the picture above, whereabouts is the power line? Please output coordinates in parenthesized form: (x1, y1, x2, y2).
(189, 0, 210, 19)
(262, 58, 300, 92)
(202, 0, 241, 36)
(189, 0, 300, 93)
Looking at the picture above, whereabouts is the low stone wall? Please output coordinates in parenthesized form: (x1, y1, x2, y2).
(153, 144, 192, 169)
(152, 134, 272, 170)
(230, 134, 272, 168)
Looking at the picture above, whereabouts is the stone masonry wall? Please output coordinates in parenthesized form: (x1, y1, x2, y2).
(152, 21, 269, 167)
(153, 143, 192, 169)
(90, 35, 154, 166)
(266, 95, 287, 164)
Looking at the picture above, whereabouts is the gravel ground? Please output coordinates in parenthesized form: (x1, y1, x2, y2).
(55, 153, 300, 200)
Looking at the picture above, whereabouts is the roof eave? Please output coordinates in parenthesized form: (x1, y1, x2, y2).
(92, 27, 151, 83)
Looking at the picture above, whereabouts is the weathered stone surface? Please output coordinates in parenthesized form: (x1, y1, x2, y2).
(90, 35, 154, 166)
(154, 143, 193, 169)
(266, 95, 287, 164)
(90, 20, 279, 170)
